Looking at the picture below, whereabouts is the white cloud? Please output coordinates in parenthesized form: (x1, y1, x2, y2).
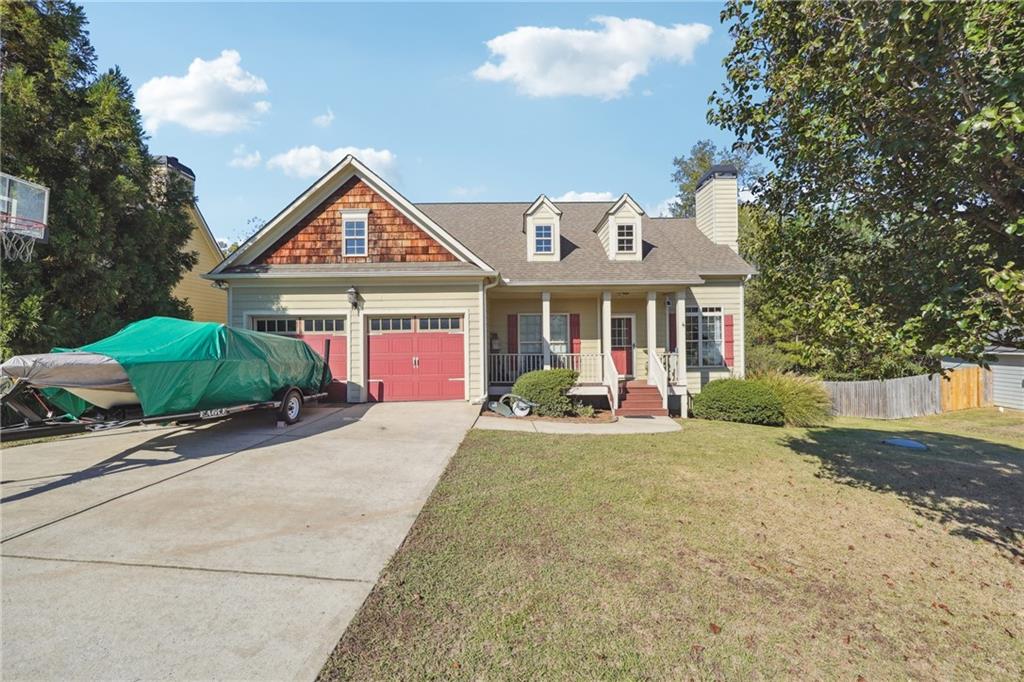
(739, 188, 756, 204)
(228, 144, 261, 169)
(312, 107, 335, 128)
(266, 145, 397, 179)
(554, 190, 615, 202)
(649, 196, 679, 217)
(137, 50, 270, 133)
(473, 16, 712, 99)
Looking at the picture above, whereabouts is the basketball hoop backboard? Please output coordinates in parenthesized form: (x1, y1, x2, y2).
(1, 172, 50, 262)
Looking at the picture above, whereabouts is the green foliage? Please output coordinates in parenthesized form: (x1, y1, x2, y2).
(691, 378, 784, 426)
(670, 139, 759, 218)
(712, 1, 1023, 370)
(573, 400, 596, 418)
(751, 371, 831, 427)
(0, 1, 195, 359)
(511, 369, 579, 417)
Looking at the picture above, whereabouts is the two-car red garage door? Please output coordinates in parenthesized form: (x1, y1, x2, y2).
(367, 315, 464, 401)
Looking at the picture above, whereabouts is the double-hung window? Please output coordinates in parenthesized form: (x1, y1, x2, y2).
(684, 307, 724, 367)
(518, 313, 568, 355)
(343, 211, 367, 256)
(616, 223, 635, 253)
(534, 225, 553, 254)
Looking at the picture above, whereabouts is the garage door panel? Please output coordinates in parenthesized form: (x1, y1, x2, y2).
(367, 321, 464, 402)
(301, 333, 347, 401)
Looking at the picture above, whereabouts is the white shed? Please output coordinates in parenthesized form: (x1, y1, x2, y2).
(988, 347, 1024, 411)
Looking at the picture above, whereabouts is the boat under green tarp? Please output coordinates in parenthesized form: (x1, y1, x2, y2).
(31, 317, 330, 417)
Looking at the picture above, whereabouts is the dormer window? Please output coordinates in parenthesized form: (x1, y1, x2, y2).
(616, 223, 635, 253)
(342, 209, 368, 256)
(523, 195, 562, 262)
(594, 194, 645, 262)
(535, 225, 553, 254)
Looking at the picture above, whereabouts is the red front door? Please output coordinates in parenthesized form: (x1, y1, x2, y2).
(611, 316, 633, 376)
(368, 316, 464, 401)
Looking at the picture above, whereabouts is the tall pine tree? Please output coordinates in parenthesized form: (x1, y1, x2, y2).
(1, 0, 195, 357)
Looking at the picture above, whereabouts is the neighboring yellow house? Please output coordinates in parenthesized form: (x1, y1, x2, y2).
(156, 156, 226, 323)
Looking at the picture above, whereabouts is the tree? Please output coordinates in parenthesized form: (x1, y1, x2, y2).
(710, 1, 1024, 370)
(0, 1, 195, 358)
(669, 139, 758, 217)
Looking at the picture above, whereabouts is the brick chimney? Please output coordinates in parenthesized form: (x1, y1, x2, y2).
(694, 164, 739, 253)
(151, 155, 196, 203)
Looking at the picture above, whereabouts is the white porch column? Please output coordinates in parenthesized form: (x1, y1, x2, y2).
(541, 291, 552, 369)
(675, 290, 688, 386)
(601, 291, 612, 367)
(646, 291, 658, 385)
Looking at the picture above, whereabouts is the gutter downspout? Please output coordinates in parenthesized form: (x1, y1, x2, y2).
(476, 274, 501, 403)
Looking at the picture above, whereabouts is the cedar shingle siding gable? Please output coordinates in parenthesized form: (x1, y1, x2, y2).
(257, 177, 457, 265)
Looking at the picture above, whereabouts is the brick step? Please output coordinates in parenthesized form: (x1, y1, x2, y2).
(617, 407, 669, 417)
(620, 402, 666, 410)
(622, 389, 661, 397)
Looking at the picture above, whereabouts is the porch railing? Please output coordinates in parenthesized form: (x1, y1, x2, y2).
(603, 353, 620, 410)
(648, 352, 669, 410)
(551, 353, 603, 382)
(660, 352, 680, 384)
(488, 353, 544, 384)
(489, 353, 604, 385)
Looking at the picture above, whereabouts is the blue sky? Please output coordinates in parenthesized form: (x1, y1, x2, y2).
(84, 2, 737, 243)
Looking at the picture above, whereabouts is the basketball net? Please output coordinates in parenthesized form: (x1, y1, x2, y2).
(1, 216, 43, 262)
(1, 230, 36, 262)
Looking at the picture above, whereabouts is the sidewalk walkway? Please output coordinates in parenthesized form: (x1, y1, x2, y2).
(474, 414, 681, 434)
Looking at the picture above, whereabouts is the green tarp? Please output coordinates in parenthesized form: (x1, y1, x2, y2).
(45, 317, 329, 417)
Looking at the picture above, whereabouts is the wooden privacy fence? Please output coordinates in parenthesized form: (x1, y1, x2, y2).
(823, 368, 992, 419)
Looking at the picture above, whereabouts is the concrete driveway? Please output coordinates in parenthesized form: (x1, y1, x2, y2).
(1, 401, 479, 681)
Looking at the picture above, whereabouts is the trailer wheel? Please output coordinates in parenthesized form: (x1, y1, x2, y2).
(280, 389, 303, 425)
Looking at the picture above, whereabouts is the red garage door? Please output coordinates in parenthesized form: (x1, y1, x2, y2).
(368, 316, 464, 401)
(253, 316, 349, 401)
(300, 318, 348, 402)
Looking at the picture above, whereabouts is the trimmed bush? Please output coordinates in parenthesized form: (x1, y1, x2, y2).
(511, 368, 579, 417)
(691, 378, 784, 426)
(753, 371, 832, 427)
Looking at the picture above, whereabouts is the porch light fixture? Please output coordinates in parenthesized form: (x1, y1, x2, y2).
(346, 286, 359, 308)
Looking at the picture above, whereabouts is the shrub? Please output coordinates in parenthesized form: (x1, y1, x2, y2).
(511, 368, 579, 417)
(573, 401, 596, 418)
(753, 371, 832, 427)
(691, 378, 784, 426)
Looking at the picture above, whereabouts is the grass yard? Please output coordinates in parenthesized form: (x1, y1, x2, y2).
(319, 408, 1024, 680)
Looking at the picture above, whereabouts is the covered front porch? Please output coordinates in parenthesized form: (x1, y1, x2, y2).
(486, 287, 693, 412)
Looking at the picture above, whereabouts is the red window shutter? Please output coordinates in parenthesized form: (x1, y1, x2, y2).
(724, 314, 735, 367)
(570, 313, 581, 353)
(668, 312, 676, 351)
(507, 314, 518, 353)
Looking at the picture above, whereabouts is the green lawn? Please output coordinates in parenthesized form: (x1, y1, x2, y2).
(319, 408, 1024, 680)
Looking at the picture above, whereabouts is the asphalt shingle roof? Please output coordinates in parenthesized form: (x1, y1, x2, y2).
(417, 201, 755, 284)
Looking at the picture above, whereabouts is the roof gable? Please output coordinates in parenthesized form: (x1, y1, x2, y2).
(212, 156, 490, 274)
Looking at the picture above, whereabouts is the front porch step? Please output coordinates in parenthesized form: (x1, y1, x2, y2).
(617, 407, 669, 417)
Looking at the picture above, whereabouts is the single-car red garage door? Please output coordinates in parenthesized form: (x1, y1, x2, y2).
(368, 316, 464, 401)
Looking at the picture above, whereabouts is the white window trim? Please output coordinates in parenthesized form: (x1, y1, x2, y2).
(519, 312, 569, 354)
(342, 209, 369, 257)
(616, 222, 636, 254)
(685, 307, 725, 368)
(534, 224, 554, 254)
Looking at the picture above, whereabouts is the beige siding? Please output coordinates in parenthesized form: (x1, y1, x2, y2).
(694, 177, 739, 252)
(682, 279, 745, 392)
(230, 281, 484, 403)
(174, 207, 226, 323)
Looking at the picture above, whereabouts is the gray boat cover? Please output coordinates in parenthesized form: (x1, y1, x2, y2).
(1, 352, 133, 391)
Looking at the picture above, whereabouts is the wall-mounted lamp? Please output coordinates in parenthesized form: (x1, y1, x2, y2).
(346, 286, 359, 308)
